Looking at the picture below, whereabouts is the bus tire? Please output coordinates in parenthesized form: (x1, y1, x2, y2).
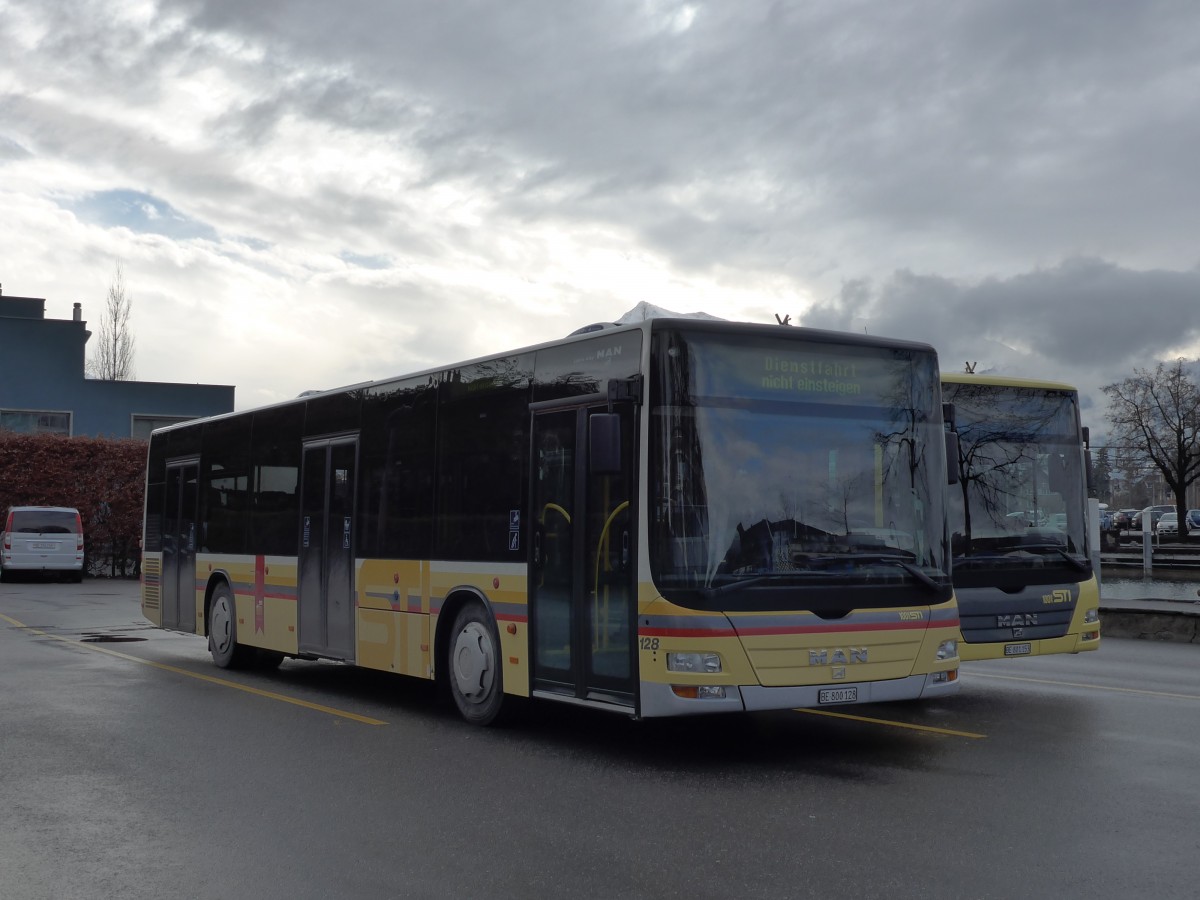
(209, 582, 253, 669)
(448, 602, 505, 726)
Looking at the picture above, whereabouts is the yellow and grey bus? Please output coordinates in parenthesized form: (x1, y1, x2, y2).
(141, 318, 961, 724)
(941, 373, 1100, 660)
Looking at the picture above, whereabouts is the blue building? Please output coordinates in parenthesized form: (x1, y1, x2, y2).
(0, 290, 233, 438)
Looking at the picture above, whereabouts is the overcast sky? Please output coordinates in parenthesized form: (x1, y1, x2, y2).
(3, 0, 1199, 431)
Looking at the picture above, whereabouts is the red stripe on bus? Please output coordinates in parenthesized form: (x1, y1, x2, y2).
(639, 627, 739, 639)
(731, 620, 959, 636)
(639, 619, 958, 639)
(237, 591, 297, 602)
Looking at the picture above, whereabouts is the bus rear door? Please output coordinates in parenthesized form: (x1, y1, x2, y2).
(161, 459, 199, 633)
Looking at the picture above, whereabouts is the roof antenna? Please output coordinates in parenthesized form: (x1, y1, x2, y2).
(774, 313, 791, 326)
(964, 361, 977, 373)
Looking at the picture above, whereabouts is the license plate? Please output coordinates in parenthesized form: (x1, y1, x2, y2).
(1004, 642, 1032, 656)
(818, 687, 858, 705)
(32, 542, 56, 550)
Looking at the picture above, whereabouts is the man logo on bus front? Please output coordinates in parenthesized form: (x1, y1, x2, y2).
(809, 648, 868, 666)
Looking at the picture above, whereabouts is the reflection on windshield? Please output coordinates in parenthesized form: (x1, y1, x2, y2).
(650, 331, 950, 605)
(944, 381, 1089, 574)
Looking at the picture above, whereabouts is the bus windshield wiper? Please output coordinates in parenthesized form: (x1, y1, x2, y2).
(704, 572, 827, 594)
(782, 552, 945, 594)
(840, 553, 944, 593)
(1052, 547, 1090, 572)
(1008, 543, 1091, 572)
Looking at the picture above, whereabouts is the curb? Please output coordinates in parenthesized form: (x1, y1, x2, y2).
(1098, 602, 1200, 644)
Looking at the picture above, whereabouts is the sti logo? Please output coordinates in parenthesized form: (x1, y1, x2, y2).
(1043, 589, 1072, 605)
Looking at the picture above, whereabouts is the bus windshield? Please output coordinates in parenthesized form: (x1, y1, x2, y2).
(649, 330, 951, 610)
(945, 381, 1090, 585)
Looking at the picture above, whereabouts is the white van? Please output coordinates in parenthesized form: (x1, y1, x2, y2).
(1, 506, 85, 582)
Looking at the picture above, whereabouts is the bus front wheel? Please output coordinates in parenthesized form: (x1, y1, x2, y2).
(209, 582, 253, 669)
(448, 603, 505, 725)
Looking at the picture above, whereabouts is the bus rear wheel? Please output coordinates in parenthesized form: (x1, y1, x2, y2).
(209, 582, 253, 669)
(448, 603, 505, 725)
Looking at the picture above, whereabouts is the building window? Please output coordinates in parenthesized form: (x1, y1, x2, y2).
(131, 415, 196, 441)
(0, 409, 72, 435)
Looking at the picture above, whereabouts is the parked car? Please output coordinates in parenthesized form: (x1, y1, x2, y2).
(1, 506, 85, 582)
(1133, 505, 1175, 532)
(1156, 512, 1179, 537)
(1005, 510, 1047, 527)
(1168, 509, 1200, 535)
(1113, 509, 1135, 530)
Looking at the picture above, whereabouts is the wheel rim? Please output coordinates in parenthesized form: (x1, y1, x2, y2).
(210, 594, 233, 656)
(452, 621, 495, 704)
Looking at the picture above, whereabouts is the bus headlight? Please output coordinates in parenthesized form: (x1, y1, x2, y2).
(936, 639, 958, 661)
(667, 652, 722, 674)
(1084, 608, 1100, 624)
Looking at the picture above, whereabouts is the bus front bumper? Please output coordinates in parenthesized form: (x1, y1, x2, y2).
(639, 670, 960, 717)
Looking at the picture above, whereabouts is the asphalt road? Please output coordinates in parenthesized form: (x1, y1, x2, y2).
(2, 579, 1197, 900)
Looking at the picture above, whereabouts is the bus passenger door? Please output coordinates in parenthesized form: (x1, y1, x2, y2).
(530, 404, 636, 707)
(298, 438, 358, 661)
(161, 459, 199, 633)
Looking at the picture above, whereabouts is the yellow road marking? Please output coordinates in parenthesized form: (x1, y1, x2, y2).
(0, 612, 387, 726)
(794, 707, 987, 739)
(967, 670, 1200, 702)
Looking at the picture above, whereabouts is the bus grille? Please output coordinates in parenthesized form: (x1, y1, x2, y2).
(727, 613, 928, 686)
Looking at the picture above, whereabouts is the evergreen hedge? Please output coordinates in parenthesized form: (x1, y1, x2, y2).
(0, 432, 147, 577)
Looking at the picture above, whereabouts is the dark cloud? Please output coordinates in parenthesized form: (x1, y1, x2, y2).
(19, 1, 1200, 280)
(805, 259, 1200, 364)
(801, 258, 1200, 427)
(5, 0, 1200, 412)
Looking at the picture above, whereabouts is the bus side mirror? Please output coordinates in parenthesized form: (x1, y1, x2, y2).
(945, 431, 960, 485)
(590, 413, 622, 475)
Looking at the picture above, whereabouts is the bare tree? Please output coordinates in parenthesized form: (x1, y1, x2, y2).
(1103, 359, 1200, 539)
(87, 261, 137, 380)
